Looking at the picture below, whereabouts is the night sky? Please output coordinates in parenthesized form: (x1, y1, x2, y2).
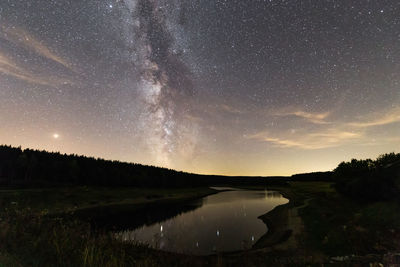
(1, 0, 399, 176)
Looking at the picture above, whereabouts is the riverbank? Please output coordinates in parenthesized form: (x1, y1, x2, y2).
(0, 187, 219, 266)
(0, 186, 217, 215)
(249, 182, 400, 265)
(253, 183, 330, 251)
(1, 183, 400, 266)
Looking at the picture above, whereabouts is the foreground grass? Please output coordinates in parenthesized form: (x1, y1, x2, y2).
(0, 187, 219, 267)
(0, 187, 216, 215)
(1, 183, 400, 266)
(0, 207, 219, 267)
(279, 182, 400, 262)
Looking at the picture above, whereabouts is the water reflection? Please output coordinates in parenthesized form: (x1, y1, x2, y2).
(116, 189, 288, 255)
(265, 191, 284, 198)
(76, 200, 203, 231)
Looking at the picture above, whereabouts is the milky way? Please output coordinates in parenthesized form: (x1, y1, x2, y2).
(1, 0, 400, 175)
(119, 0, 198, 166)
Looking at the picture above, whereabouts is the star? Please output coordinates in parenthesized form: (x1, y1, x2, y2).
(1, 0, 399, 176)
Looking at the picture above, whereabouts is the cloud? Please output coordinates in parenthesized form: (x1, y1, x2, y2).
(220, 104, 243, 114)
(0, 52, 50, 85)
(184, 113, 204, 123)
(0, 25, 75, 86)
(0, 66, 51, 86)
(271, 105, 400, 129)
(273, 109, 331, 124)
(0, 53, 22, 71)
(247, 128, 362, 150)
(347, 107, 400, 128)
(0, 51, 72, 86)
(1, 25, 72, 70)
(246, 106, 400, 150)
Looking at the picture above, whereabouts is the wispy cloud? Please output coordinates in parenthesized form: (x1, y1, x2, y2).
(220, 104, 243, 114)
(247, 105, 400, 150)
(184, 113, 204, 123)
(273, 109, 331, 124)
(0, 51, 72, 86)
(0, 52, 50, 85)
(0, 53, 22, 72)
(247, 128, 362, 150)
(348, 107, 400, 128)
(1, 25, 72, 70)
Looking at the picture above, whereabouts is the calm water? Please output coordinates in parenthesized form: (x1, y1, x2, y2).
(116, 189, 288, 255)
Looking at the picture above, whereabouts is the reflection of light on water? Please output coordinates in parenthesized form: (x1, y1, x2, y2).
(114, 190, 289, 255)
(265, 190, 284, 199)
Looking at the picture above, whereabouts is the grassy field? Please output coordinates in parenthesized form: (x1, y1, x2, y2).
(1, 183, 399, 266)
(268, 182, 400, 264)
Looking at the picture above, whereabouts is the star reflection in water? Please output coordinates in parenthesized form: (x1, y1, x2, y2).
(116, 189, 288, 255)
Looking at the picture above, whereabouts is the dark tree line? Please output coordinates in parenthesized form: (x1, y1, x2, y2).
(6, 145, 398, 195)
(0, 145, 287, 188)
(291, 171, 333, 182)
(333, 153, 400, 201)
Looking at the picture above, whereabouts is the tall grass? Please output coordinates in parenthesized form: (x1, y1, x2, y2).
(0, 207, 160, 267)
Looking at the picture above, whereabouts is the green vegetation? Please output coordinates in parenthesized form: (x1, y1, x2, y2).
(1, 148, 400, 265)
(279, 181, 400, 263)
(333, 152, 400, 201)
(0, 207, 215, 267)
(0, 187, 217, 267)
(0, 186, 215, 214)
(3, 182, 398, 266)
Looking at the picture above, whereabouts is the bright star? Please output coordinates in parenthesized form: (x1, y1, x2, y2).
(53, 133, 60, 139)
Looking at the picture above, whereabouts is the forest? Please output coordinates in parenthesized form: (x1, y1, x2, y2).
(0, 145, 287, 187)
(333, 152, 400, 201)
(1, 145, 399, 199)
(1, 145, 400, 265)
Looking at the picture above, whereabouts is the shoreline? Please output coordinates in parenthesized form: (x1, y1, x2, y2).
(64, 187, 219, 223)
(253, 186, 306, 251)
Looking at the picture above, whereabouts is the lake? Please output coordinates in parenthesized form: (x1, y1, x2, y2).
(116, 188, 288, 255)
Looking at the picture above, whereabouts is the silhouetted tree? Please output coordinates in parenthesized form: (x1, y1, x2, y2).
(0, 145, 288, 188)
(333, 153, 400, 201)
